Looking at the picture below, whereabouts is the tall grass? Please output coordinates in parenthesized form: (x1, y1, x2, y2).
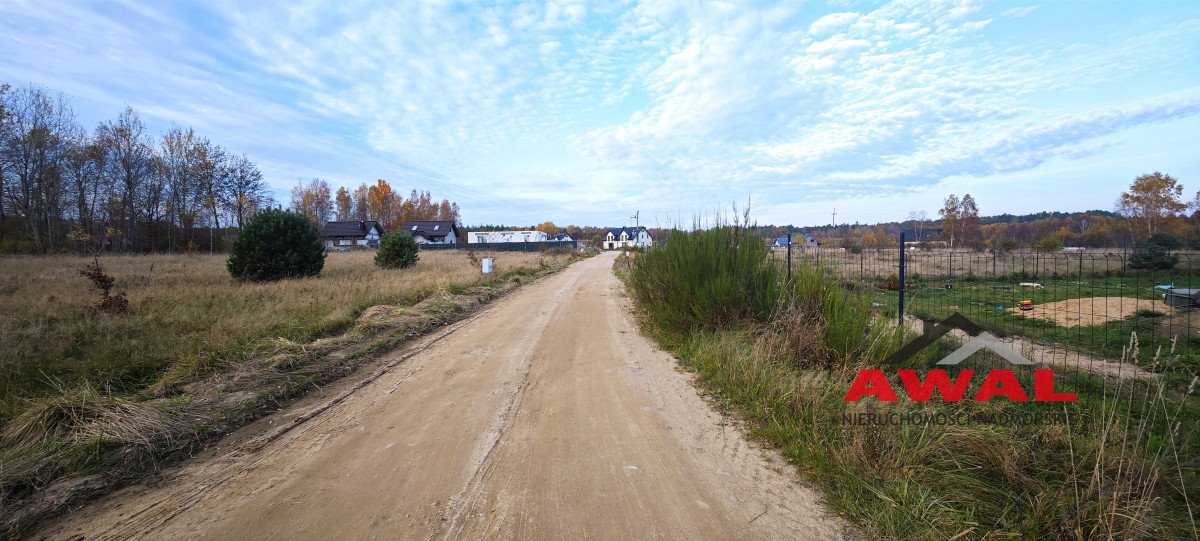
(625, 225, 1199, 540)
(630, 227, 781, 332)
(0, 250, 570, 418)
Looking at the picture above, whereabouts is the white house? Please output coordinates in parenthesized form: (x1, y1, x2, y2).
(467, 231, 549, 243)
(603, 226, 653, 249)
(320, 220, 382, 248)
(403, 220, 462, 244)
(795, 233, 819, 249)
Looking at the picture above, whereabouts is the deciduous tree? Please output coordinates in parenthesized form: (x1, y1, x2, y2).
(290, 178, 333, 224)
(1117, 172, 1185, 236)
(334, 186, 352, 221)
(938, 194, 961, 248)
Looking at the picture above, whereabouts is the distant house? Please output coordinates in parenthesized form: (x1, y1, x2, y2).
(604, 226, 652, 249)
(552, 233, 574, 242)
(774, 233, 818, 249)
(403, 220, 462, 244)
(467, 231, 549, 243)
(320, 220, 382, 248)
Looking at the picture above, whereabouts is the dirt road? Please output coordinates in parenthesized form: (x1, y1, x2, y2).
(41, 252, 853, 540)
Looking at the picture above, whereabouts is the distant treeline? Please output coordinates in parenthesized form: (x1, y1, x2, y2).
(751, 177, 1198, 250)
(0, 82, 465, 254)
(0, 83, 275, 254)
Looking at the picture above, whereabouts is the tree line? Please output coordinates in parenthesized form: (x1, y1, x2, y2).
(786, 173, 1197, 251)
(0, 83, 272, 254)
(290, 178, 460, 231)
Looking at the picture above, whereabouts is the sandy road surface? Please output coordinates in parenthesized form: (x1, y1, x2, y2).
(41, 252, 854, 541)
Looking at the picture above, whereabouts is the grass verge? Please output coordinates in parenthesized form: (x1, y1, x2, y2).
(620, 230, 1198, 540)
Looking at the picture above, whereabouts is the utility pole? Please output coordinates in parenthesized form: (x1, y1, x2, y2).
(831, 207, 837, 228)
(631, 210, 639, 229)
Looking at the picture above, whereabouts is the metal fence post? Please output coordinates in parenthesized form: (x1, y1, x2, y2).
(786, 232, 792, 282)
(898, 232, 906, 322)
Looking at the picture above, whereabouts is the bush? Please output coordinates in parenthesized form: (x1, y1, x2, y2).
(629, 226, 780, 332)
(375, 232, 419, 269)
(1144, 232, 1180, 250)
(226, 209, 325, 281)
(1129, 243, 1178, 271)
(1033, 235, 1063, 253)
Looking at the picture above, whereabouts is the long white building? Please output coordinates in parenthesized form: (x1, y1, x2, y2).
(467, 231, 549, 243)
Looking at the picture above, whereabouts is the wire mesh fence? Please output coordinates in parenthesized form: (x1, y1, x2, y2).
(771, 244, 1200, 382)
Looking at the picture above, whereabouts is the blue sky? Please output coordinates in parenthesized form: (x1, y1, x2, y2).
(2, 0, 1198, 228)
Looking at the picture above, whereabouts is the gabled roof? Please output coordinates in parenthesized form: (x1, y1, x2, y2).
(402, 220, 461, 240)
(607, 226, 650, 238)
(774, 236, 789, 245)
(320, 220, 381, 238)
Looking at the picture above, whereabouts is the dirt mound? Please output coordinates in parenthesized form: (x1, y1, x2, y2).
(1008, 296, 1170, 328)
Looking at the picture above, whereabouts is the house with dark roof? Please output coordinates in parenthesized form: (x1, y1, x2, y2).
(320, 220, 382, 249)
(603, 226, 652, 249)
(402, 220, 463, 244)
(769, 233, 819, 250)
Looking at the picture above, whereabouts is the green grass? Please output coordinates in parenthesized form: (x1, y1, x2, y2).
(625, 227, 1199, 540)
(869, 274, 1200, 377)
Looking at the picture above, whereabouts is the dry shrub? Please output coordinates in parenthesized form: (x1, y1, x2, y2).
(77, 259, 128, 314)
(877, 272, 900, 291)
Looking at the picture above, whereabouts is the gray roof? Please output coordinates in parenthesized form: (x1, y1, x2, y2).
(320, 221, 380, 238)
(402, 220, 461, 240)
(608, 226, 650, 238)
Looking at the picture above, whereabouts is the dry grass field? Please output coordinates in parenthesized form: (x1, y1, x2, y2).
(0, 249, 571, 413)
(0, 247, 587, 534)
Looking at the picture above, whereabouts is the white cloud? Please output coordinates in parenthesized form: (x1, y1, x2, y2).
(1003, 5, 1040, 18)
(808, 12, 860, 36)
(1, 0, 1197, 225)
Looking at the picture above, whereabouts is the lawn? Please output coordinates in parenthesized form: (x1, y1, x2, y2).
(873, 273, 1200, 376)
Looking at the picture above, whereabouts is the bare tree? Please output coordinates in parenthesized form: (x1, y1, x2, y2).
(1, 85, 76, 252)
(223, 154, 267, 229)
(905, 210, 928, 241)
(96, 107, 155, 251)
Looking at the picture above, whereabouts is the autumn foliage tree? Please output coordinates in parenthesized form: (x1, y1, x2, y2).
(334, 186, 352, 221)
(340, 178, 460, 232)
(290, 178, 333, 224)
(1117, 172, 1186, 236)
